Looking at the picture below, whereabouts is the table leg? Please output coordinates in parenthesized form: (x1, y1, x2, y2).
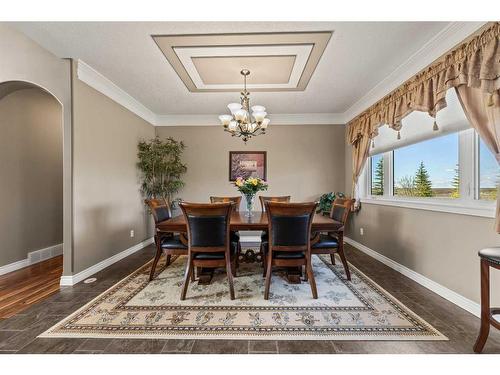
(197, 267, 214, 285)
(286, 266, 302, 284)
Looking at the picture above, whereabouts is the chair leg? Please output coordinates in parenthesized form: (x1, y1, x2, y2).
(337, 245, 351, 281)
(180, 256, 193, 300)
(225, 256, 235, 300)
(261, 244, 267, 277)
(304, 264, 308, 281)
(330, 253, 336, 265)
(264, 254, 273, 300)
(306, 257, 318, 299)
(232, 257, 237, 277)
(149, 240, 162, 281)
(474, 259, 490, 353)
(166, 254, 172, 267)
(262, 252, 267, 277)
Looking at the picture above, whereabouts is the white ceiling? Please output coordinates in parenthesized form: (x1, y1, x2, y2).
(9, 22, 484, 124)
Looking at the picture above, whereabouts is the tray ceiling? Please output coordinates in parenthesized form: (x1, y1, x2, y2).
(8, 22, 484, 124)
(153, 32, 332, 92)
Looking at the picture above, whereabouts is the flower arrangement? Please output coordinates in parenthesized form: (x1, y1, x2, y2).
(233, 177, 268, 216)
(233, 176, 268, 195)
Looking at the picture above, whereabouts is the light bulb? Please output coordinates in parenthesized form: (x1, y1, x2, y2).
(219, 115, 232, 127)
(253, 111, 267, 122)
(234, 109, 247, 122)
(227, 103, 242, 114)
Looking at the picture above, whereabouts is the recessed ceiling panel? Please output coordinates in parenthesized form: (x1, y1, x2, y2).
(152, 31, 332, 92)
(192, 55, 296, 85)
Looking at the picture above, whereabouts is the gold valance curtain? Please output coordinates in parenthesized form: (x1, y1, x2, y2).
(347, 22, 500, 216)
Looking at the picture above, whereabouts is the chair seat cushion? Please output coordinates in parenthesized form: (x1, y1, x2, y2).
(193, 242, 238, 260)
(261, 242, 305, 259)
(479, 247, 500, 266)
(311, 234, 339, 249)
(160, 235, 188, 250)
(273, 251, 305, 259)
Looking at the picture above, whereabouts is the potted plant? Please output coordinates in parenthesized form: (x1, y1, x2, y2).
(233, 177, 268, 217)
(137, 136, 187, 211)
(317, 192, 345, 215)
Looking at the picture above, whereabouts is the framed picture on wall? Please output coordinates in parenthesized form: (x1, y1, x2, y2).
(229, 151, 267, 181)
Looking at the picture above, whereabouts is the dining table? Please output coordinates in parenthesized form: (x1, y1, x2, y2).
(156, 210, 343, 284)
(156, 210, 343, 233)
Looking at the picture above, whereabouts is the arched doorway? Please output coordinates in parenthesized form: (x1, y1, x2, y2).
(0, 81, 63, 318)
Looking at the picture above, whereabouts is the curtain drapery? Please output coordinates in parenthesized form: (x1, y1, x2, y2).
(347, 22, 500, 226)
(455, 85, 500, 231)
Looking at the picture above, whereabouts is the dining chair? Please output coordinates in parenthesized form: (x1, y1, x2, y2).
(145, 198, 188, 281)
(210, 196, 241, 210)
(179, 202, 237, 300)
(259, 195, 291, 211)
(210, 196, 242, 259)
(258, 196, 291, 266)
(310, 197, 355, 281)
(262, 201, 318, 300)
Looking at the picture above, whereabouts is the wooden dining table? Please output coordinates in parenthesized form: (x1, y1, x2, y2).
(156, 210, 343, 233)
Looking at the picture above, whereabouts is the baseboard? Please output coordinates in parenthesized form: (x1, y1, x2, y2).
(344, 236, 480, 317)
(0, 243, 63, 276)
(60, 237, 154, 286)
(0, 258, 29, 276)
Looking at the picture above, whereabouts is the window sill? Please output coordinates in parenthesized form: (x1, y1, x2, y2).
(360, 197, 496, 218)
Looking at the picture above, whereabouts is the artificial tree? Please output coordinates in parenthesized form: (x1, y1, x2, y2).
(137, 136, 187, 208)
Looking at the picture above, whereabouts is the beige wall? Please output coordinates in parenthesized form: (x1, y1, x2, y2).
(156, 125, 346, 212)
(72, 64, 155, 273)
(0, 24, 73, 275)
(345, 144, 500, 306)
(0, 88, 62, 266)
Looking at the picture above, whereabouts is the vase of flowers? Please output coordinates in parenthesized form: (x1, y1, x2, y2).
(233, 177, 268, 217)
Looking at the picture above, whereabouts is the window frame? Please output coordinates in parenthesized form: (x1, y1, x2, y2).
(361, 128, 496, 218)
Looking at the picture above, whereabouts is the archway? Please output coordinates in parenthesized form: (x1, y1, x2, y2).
(0, 81, 64, 317)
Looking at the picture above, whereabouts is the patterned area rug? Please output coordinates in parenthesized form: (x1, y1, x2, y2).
(40, 255, 446, 340)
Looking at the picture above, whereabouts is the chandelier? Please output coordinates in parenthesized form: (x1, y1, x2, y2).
(218, 69, 269, 143)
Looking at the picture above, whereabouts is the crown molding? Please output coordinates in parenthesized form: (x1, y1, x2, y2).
(155, 112, 347, 126)
(76, 60, 157, 125)
(342, 21, 487, 123)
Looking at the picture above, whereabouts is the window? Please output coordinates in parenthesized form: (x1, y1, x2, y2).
(393, 133, 459, 198)
(362, 129, 497, 218)
(370, 154, 384, 195)
(479, 138, 498, 201)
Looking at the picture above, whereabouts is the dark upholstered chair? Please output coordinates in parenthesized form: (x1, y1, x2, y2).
(474, 247, 500, 353)
(258, 196, 291, 266)
(210, 196, 242, 257)
(145, 198, 188, 281)
(179, 202, 238, 300)
(311, 197, 355, 281)
(262, 201, 318, 300)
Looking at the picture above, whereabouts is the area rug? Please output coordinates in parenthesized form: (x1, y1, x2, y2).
(40, 255, 446, 341)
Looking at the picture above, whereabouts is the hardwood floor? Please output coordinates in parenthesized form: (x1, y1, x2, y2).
(0, 245, 499, 354)
(0, 256, 62, 319)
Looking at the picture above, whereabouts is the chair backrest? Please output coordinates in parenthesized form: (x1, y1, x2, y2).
(330, 197, 355, 225)
(145, 198, 171, 224)
(210, 196, 241, 211)
(265, 202, 317, 252)
(180, 202, 232, 252)
(259, 195, 291, 211)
